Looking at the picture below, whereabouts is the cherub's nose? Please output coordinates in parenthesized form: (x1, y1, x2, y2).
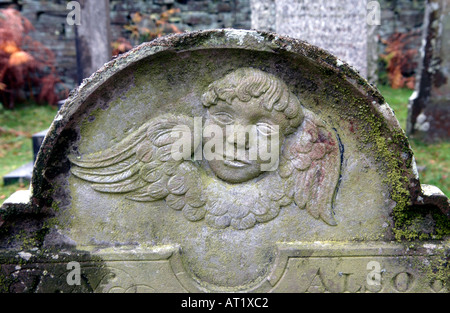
(226, 128, 250, 149)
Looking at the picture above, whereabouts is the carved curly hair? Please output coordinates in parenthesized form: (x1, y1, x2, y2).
(202, 67, 304, 135)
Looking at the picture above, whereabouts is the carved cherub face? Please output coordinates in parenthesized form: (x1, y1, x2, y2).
(202, 68, 303, 183)
(204, 96, 289, 183)
(70, 67, 341, 230)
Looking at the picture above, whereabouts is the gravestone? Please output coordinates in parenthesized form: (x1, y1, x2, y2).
(0, 29, 449, 293)
(250, 0, 378, 82)
(2, 98, 65, 186)
(75, 0, 112, 84)
(407, 0, 450, 142)
(2, 130, 48, 186)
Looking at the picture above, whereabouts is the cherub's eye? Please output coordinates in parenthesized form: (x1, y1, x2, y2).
(256, 122, 279, 136)
(212, 112, 234, 125)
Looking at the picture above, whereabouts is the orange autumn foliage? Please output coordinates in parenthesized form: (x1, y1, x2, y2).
(113, 8, 183, 56)
(380, 31, 420, 90)
(0, 8, 67, 108)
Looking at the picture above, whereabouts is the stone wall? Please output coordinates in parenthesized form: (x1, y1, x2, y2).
(1, 0, 79, 92)
(0, 0, 425, 91)
(109, 0, 251, 42)
(0, 0, 251, 91)
(379, 0, 425, 36)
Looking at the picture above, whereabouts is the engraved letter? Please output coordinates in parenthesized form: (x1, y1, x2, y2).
(393, 272, 414, 292)
(306, 269, 328, 293)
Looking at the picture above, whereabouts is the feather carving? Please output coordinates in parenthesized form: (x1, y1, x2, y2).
(70, 110, 342, 230)
(282, 110, 342, 226)
(69, 113, 205, 218)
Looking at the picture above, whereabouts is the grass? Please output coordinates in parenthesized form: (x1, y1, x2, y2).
(0, 86, 448, 205)
(377, 85, 411, 130)
(0, 102, 58, 203)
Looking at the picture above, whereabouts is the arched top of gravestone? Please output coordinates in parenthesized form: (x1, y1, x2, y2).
(29, 29, 448, 247)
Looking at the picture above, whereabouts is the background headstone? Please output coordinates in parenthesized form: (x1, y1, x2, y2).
(407, 0, 450, 142)
(2, 129, 48, 186)
(75, 0, 112, 83)
(250, 0, 378, 82)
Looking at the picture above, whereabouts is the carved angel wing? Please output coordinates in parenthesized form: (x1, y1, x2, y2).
(69, 114, 207, 223)
(279, 110, 342, 226)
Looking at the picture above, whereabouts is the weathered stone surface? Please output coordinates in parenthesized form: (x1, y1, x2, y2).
(250, 0, 376, 81)
(407, 0, 450, 142)
(1, 29, 449, 293)
(1, 242, 449, 293)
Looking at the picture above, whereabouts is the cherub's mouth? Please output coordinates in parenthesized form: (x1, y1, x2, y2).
(223, 158, 251, 168)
